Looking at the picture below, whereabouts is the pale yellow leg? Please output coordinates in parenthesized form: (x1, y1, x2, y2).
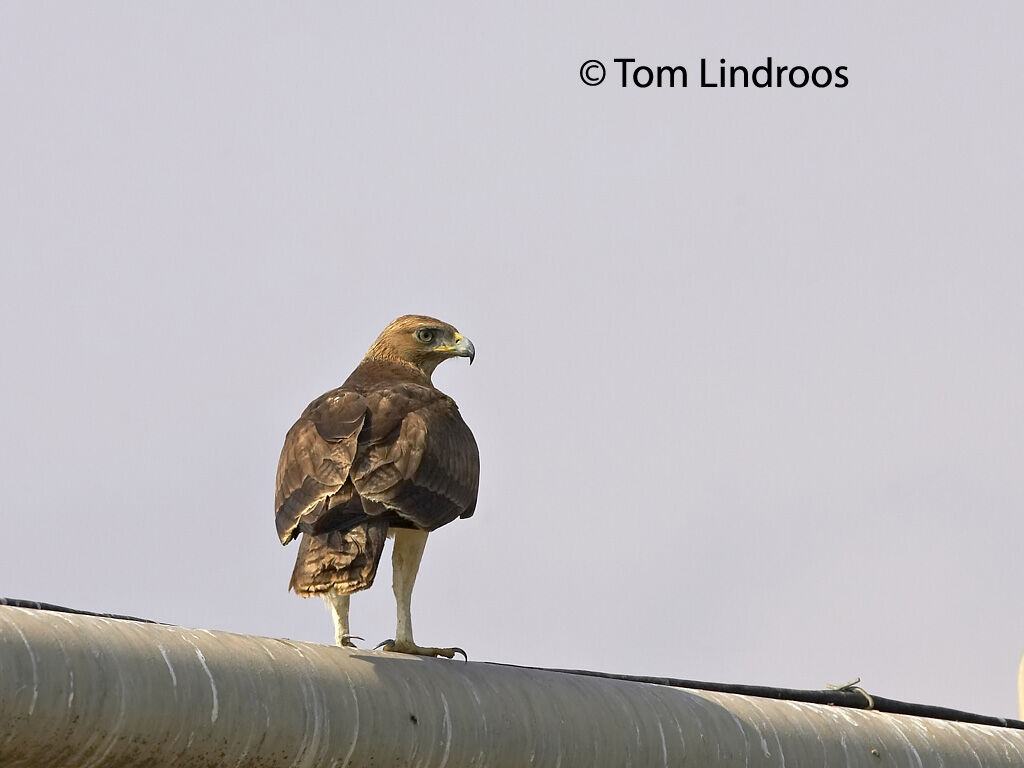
(377, 528, 466, 660)
(323, 590, 361, 648)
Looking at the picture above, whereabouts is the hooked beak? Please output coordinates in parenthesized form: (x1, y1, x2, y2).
(452, 333, 476, 364)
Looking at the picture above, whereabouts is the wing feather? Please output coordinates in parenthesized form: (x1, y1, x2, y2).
(275, 390, 367, 544)
(352, 394, 479, 530)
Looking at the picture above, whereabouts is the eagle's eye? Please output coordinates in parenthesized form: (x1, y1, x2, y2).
(415, 328, 435, 344)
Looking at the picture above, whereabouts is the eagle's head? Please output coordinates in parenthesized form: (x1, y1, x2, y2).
(365, 314, 475, 376)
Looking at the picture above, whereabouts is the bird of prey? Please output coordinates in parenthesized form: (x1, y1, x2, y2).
(275, 315, 479, 658)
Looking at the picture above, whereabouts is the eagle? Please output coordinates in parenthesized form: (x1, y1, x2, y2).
(275, 315, 479, 658)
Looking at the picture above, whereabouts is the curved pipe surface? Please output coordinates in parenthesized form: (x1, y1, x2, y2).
(2, 605, 1023, 768)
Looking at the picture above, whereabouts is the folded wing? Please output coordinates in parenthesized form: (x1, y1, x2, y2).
(352, 391, 480, 529)
(275, 390, 367, 544)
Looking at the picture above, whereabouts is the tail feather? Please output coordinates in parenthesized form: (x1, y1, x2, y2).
(289, 520, 389, 596)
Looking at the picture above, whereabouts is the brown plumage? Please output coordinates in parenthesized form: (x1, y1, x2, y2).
(275, 315, 478, 656)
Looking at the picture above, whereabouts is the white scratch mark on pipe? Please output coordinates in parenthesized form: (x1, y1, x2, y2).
(9, 620, 39, 716)
(194, 647, 219, 723)
(723, 705, 753, 767)
(753, 698, 785, 768)
(337, 665, 361, 768)
(837, 729, 849, 766)
(52, 632, 76, 711)
(439, 691, 453, 768)
(887, 715, 927, 768)
(657, 720, 668, 766)
(958, 723, 987, 768)
(990, 727, 1024, 765)
(158, 644, 178, 690)
(463, 680, 488, 768)
(81, 649, 129, 768)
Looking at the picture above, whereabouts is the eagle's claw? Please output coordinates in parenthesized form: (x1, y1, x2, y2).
(340, 634, 364, 648)
(375, 639, 468, 661)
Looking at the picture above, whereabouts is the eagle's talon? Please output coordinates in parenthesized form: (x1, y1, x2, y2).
(377, 639, 467, 659)
(340, 634, 364, 648)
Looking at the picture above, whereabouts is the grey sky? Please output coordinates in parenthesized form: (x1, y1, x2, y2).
(1, 3, 1022, 717)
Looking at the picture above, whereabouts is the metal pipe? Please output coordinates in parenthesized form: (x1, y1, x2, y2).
(2, 605, 1023, 767)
